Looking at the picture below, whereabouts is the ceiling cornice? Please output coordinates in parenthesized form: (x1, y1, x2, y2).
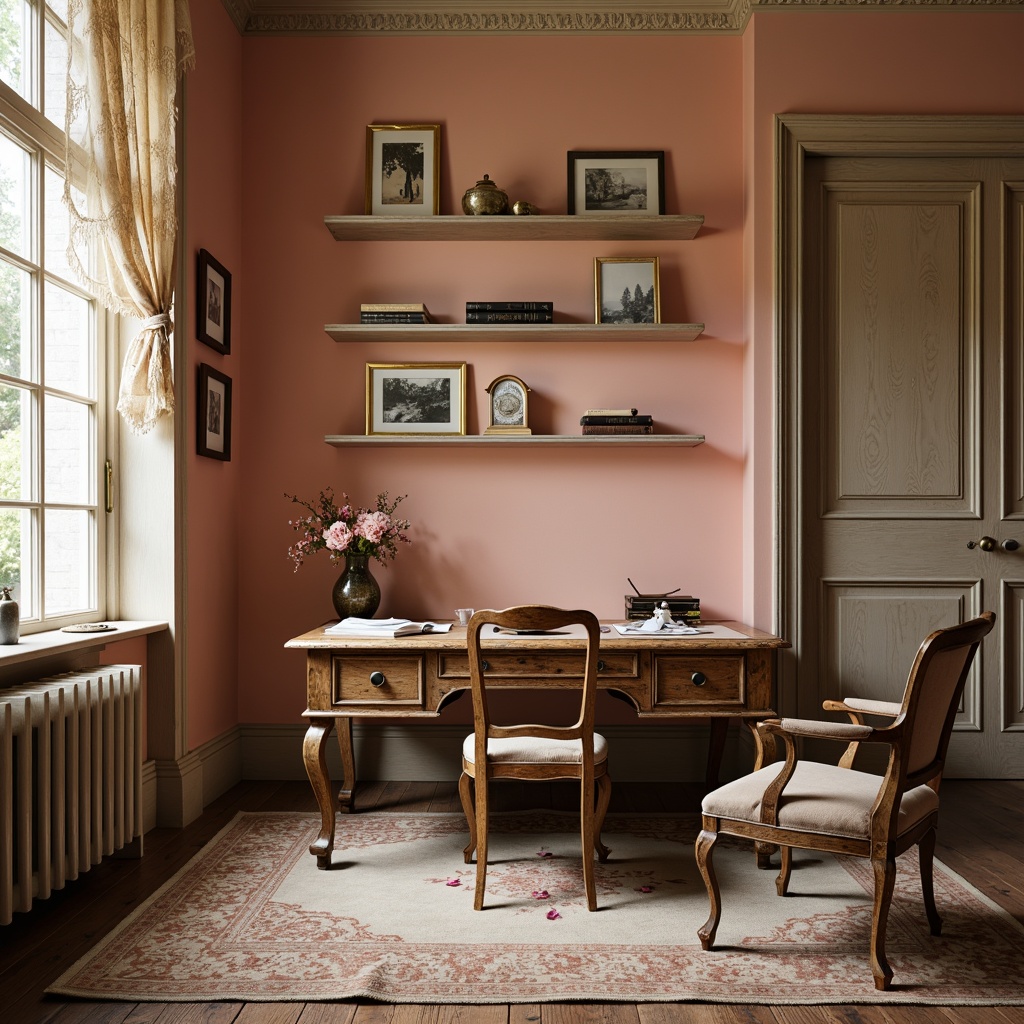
(219, 0, 1022, 36)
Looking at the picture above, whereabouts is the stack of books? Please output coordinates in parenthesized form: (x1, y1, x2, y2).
(360, 303, 432, 324)
(580, 408, 654, 435)
(466, 301, 553, 324)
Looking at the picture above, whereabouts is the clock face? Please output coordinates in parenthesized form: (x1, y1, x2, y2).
(492, 378, 526, 426)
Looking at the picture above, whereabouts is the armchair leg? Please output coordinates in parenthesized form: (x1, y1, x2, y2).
(870, 855, 897, 991)
(458, 771, 476, 864)
(594, 773, 612, 862)
(776, 845, 792, 896)
(919, 826, 942, 936)
(473, 778, 489, 911)
(580, 778, 598, 911)
(695, 828, 722, 950)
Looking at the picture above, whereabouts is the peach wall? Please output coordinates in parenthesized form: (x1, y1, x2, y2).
(181, 3, 1024, 746)
(185, 0, 244, 747)
(235, 33, 746, 724)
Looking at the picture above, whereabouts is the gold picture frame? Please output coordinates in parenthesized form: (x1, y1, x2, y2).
(366, 362, 466, 435)
(365, 124, 441, 216)
(594, 256, 661, 324)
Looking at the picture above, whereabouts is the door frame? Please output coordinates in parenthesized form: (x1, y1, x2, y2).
(774, 114, 1024, 719)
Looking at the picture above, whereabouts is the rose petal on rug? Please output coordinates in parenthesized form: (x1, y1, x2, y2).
(46, 810, 1024, 1004)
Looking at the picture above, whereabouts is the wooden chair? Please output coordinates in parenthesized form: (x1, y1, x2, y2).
(695, 610, 995, 991)
(458, 605, 612, 911)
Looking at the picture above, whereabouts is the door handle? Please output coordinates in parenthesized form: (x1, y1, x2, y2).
(966, 536, 1019, 552)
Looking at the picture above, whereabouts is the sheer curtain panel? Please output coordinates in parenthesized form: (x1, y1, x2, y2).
(63, 0, 196, 435)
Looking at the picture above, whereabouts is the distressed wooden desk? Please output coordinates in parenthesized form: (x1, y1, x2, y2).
(285, 620, 789, 868)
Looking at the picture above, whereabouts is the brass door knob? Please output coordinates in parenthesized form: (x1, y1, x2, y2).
(967, 536, 997, 551)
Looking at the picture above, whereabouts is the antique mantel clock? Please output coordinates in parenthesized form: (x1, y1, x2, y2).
(484, 374, 532, 435)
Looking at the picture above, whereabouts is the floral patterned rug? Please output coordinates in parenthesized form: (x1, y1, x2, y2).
(48, 811, 1024, 1004)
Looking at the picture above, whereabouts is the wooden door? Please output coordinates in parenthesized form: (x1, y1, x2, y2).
(778, 118, 1024, 778)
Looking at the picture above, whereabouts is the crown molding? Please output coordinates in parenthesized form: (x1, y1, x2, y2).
(219, 0, 1021, 36)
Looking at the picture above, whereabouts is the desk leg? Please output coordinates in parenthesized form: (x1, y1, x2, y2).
(706, 718, 728, 788)
(335, 716, 356, 813)
(303, 719, 336, 869)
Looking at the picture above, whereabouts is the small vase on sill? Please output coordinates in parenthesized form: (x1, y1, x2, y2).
(332, 551, 381, 620)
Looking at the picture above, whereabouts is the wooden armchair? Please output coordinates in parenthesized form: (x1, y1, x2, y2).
(458, 605, 612, 911)
(695, 611, 995, 990)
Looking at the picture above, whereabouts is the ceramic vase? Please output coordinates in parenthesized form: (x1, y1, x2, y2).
(332, 552, 381, 619)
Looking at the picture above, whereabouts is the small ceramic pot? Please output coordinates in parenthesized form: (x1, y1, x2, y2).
(462, 175, 509, 215)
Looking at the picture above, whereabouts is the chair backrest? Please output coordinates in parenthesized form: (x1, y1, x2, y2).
(895, 611, 995, 785)
(465, 605, 602, 752)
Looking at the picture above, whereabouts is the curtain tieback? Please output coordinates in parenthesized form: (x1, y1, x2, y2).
(141, 312, 172, 333)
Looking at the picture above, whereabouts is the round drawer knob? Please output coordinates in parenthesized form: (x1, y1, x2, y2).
(691, 671, 708, 687)
(481, 660, 490, 672)
(597, 660, 606, 672)
(369, 671, 386, 688)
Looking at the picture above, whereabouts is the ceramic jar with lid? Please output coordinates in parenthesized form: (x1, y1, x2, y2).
(462, 174, 509, 215)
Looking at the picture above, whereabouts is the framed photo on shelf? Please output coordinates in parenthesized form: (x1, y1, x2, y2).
(196, 249, 231, 354)
(595, 256, 661, 324)
(567, 151, 665, 216)
(197, 363, 232, 460)
(365, 124, 441, 216)
(366, 362, 466, 435)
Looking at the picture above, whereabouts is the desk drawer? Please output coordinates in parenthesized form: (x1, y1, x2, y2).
(437, 651, 639, 682)
(331, 655, 423, 706)
(653, 655, 745, 709)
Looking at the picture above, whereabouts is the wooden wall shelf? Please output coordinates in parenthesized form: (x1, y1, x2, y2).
(325, 434, 705, 448)
(324, 213, 703, 242)
(325, 322, 705, 343)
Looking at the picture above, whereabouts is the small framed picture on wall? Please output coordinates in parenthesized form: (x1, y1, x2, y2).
(366, 362, 466, 436)
(197, 249, 231, 354)
(594, 256, 661, 324)
(197, 363, 232, 460)
(567, 151, 665, 216)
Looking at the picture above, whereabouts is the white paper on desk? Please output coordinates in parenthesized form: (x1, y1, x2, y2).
(612, 621, 703, 636)
(324, 617, 452, 637)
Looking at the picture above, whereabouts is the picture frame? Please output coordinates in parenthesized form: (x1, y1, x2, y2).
(567, 151, 665, 216)
(197, 363, 232, 460)
(365, 124, 441, 216)
(595, 256, 661, 324)
(196, 249, 231, 354)
(366, 362, 466, 436)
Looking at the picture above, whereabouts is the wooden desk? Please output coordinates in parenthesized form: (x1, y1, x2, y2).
(285, 620, 789, 868)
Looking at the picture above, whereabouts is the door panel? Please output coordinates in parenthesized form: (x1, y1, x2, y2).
(800, 153, 1024, 777)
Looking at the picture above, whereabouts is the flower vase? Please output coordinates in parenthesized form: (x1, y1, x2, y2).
(332, 551, 381, 619)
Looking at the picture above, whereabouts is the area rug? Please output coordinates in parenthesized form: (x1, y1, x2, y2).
(48, 811, 1024, 1005)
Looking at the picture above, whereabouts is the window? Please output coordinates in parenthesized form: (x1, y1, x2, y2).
(0, 0, 106, 631)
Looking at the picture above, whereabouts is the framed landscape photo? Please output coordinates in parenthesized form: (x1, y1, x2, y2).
(197, 363, 232, 460)
(196, 249, 231, 353)
(367, 362, 466, 435)
(595, 256, 661, 324)
(365, 124, 441, 216)
(567, 151, 665, 216)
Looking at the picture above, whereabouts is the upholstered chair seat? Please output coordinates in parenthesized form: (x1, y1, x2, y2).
(462, 733, 609, 768)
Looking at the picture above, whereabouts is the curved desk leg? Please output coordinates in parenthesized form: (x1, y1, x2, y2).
(335, 715, 356, 813)
(303, 718, 337, 869)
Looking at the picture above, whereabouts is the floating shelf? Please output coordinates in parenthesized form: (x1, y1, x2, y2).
(325, 434, 705, 448)
(324, 213, 703, 243)
(325, 322, 705, 343)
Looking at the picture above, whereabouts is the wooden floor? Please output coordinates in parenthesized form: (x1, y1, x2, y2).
(2, 778, 1023, 1024)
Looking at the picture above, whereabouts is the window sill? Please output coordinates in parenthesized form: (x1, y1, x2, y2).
(0, 620, 168, 675)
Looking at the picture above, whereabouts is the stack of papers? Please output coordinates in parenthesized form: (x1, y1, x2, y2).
(324, 617, 452, 638)
(612, 621, 703, 636)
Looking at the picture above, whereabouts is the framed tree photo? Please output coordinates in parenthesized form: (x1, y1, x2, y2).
(196, 249, 231, 353)
(568, 151, 665, 216)
(365, 124, 441, 216)
(366, 362, 466, 436)
(595, 256, 661, 324)
(197, 363, 232, 460)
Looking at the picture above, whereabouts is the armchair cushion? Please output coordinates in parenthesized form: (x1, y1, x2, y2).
(462, 733, 608, 767)
(702, 761, 939, 839)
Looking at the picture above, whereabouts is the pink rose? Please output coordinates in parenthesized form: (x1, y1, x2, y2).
(323, 521, 354, 552)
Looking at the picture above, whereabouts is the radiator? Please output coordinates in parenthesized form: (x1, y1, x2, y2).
(0, 665, 143, 925)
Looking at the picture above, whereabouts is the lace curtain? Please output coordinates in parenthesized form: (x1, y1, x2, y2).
(64, 0, 196, 435)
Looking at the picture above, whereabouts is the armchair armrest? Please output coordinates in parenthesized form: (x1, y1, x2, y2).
(764, 717, 875, 742)
(823, 697, 902, 718)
